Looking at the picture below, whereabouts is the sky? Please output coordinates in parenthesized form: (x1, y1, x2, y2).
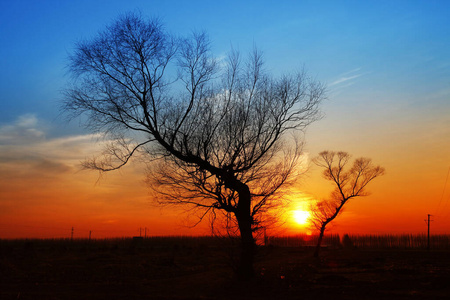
(1, 0, 449, 239)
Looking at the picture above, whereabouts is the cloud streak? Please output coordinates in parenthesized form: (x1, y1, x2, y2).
(329, 68, 366, 87)
(330, 74, 363, 86)
(0, 114, 112, 195)
(0, 114, 174, 238)
(0, 114, 45, 144)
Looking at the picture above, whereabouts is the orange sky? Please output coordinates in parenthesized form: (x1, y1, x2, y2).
(302, 99, 450, 236)
(0, 113, 449, 239)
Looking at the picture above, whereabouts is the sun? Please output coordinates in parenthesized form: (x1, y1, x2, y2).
(293, 210, 310, 225)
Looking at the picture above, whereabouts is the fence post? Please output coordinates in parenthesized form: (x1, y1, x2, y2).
(426, 214, 433, 251)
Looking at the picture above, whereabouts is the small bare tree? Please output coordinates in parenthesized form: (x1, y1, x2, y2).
(63, 12, 325, 278)
(310, 151, 385, 257)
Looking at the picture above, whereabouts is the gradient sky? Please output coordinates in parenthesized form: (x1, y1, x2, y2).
(1, 0, 449, 238)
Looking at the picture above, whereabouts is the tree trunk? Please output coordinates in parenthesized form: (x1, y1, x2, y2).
(314, 225, 326, 258)
(235, 186, 255, 280)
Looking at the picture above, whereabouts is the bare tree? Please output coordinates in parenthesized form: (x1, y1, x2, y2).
(310, 151, 385, 257)
(63, 12, 325, 278)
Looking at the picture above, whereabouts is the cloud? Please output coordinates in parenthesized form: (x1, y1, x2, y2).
(329, 74, 363, 86)
(0, 114, 104, 177)
(34, 159, 72, 174)
(329, 68, 364, 87)
(0, 115, 163, 238)
(0, 114, 45, 144)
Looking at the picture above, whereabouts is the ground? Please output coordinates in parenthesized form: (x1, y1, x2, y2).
(1, 238, 450, 299)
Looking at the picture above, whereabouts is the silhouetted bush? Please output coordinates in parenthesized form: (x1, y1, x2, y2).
(342, 234, 354, 249)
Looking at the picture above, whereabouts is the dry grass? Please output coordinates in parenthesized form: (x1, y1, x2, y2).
(1, 236, 450, 299)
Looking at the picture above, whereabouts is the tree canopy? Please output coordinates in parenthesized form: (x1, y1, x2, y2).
(63, 12, 325, 277)
(310, 151, 385, 257)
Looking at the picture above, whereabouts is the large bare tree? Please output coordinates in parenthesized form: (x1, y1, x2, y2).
(310, 151, 385, 257)
(63, 12, 325, 278)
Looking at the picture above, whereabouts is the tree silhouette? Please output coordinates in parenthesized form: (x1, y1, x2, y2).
(310, 151, 385, 257)
(63, 12, 325, 278)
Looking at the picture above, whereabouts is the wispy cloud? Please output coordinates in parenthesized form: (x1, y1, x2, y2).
(0, 114, 45, 144)
(329, 68, 364, 87)
(330, 74, 363, 86)
(0, 114, 103, 174)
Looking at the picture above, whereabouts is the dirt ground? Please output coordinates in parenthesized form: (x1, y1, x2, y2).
(1, 239, 450, 299)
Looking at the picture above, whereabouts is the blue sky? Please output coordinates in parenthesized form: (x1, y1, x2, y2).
(1, 1, 448, 128)
(1, 0, 450, 237)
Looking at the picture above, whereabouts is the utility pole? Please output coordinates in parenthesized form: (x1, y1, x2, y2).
(71, 227, 74, 241)
(425, 214, 433, 251)
(89, 230, 92, 241)
(145, 227, 147, 238)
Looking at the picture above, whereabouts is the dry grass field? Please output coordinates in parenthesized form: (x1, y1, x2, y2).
(1, 236, 450, 299)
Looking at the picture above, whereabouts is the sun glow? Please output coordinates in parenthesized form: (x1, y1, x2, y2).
(293, 210, 310, 225)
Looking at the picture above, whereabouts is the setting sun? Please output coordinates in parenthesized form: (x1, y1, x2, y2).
(293, 210, 310, 225)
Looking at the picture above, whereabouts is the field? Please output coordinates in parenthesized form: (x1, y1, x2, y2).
(1, 236, 450, 299)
